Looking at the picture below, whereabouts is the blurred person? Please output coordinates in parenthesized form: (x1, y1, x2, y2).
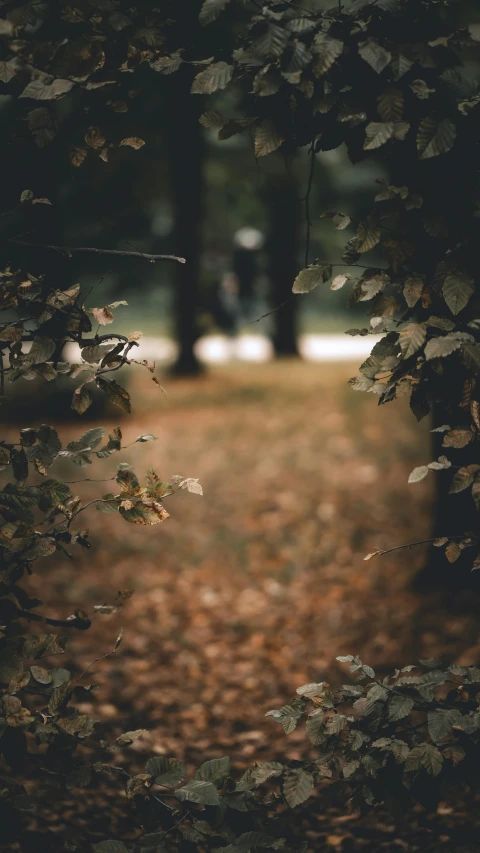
(232, 227, 264, 322)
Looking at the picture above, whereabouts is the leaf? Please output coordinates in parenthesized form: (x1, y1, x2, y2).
(119, 137, 145, 150)
(115, 729, 147, 747)
(90, 306, 114, 325)
(195, 756, 230, 782)
(253, 23, 288, 59)
(399, 323, 426, 359)
(403, 276, 424, 308)
(311, 34, 343, 76)
(388, 695, 415, 722)
(442, 271, 474, 315)
(326, 714, 347, 734)
(175, 779, 221, 806)
(358, 39, 391, 73)
(93, 843, 129, 853)
(283, 769, 314, 808)
(358, 274, 389, 301)
(417, 115, 456, 160)
(363, 122, 393, 150)
(450, 465, 480, 494)
(442, 428, 473, 448)
(72, 384, 93, 415)
(425, 336, 463, 360)
(28, 336, 56, 364)
(30, 666, 52, 684)
(306, 710, 326, 745)
(377, 88, 404, 121)
(254, 120, 284, 157)
(85, 126, 106, 149)
(445, 541, 461, 563)
(408, 466, 429, 484)
(292, 264, 332, 294)
(427, 709, 462, 743)
(405, 743, 443, 776)
(331, 274, 350, 291)
(146, 757, 186, 786)
(199, 0, 230, 25)
(355, 219, 381, 253)
(69, 147, 87, 167)
(237, 761, 283, 791)
(97, 379, 131, 413)
(463, 344, 480, 372)
(191, 62, 233, 94)
(20, 75, 74, 101)
(136, 434, 157, 443)
(119, 500, 169, 525)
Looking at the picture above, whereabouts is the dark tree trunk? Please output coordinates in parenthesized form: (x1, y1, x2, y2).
(166, 70, 205, 377)
(264, 173, 300, 357)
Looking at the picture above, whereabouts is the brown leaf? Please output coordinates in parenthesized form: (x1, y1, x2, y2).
(90, 306, 114, 326)
(85, 126, 106, 149)
(119, 137, 145, 150)
(69, 146, 87, 167)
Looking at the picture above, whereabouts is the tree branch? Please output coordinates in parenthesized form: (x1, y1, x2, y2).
(7, 240, 186, 264)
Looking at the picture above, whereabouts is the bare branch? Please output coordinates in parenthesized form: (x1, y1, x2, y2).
(8, 239, 186, 264)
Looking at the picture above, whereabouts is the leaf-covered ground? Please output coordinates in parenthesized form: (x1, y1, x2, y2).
(23, 362, 480, 850)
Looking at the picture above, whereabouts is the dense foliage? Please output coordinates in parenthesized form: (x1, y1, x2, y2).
(1, 1, 480, 851)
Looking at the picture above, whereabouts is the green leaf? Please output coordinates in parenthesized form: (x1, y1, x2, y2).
(253, 23, 288, 59)
(195, 756, 230, 783)
(199, 0, 231, 25)
(311, 33, 343, 76)
(236, 761, 283, 791)
(305, 709, 326, 745)
(254, 120, 284, 157)
(175, 779, 221, 805)
(218, 831, 278, 853)
(27, 335, 56, 365)
(283, 768, 314, 808)
(292, 264, 332, 294)
(442, 271, 474, 315)
(425, 335, 463, 360)
(417, 114, 456, 160)
(463, 344, 480, 372)
(363, 122, 393, 150)
(30, 666, 51, 684)
(358, 39, 391, 73)
(93, 843, 129, 853)
(191, 62, 233, 94)
(388, 694, 415, 721)
(427, 709, 462, 743)
(405, 743, 443, 776)
(399, 323, 426, 359)
(145, 756, 186, 786)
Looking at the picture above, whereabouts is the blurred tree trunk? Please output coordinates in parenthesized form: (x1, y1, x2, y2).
(166, 74, 205, 376)
(264, 174, 299, 357)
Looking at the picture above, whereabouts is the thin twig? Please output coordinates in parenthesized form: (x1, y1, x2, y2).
(7, 240, 186, 264)
(250, 297, 293, 324)
(303, 139, 316, 268)
(73, 648, 118, 688)
(155, 810, 191, 841)
(371, 534, 470, 559)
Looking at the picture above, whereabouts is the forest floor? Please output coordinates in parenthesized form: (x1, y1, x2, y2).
(18, 361, 480, 851)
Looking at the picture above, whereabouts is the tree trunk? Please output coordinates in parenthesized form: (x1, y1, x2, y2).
(265, 174, 299, 357)
(166, 70, 205, 376)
